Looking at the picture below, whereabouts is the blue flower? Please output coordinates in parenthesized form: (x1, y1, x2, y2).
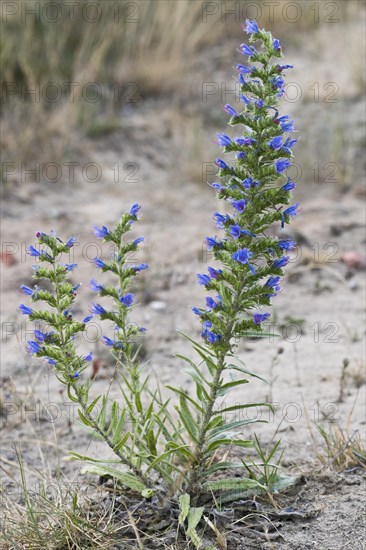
(132, 263, 149, 272)
(278, 240, 296, 250)
(215, 159, 231, 171)
(129, 203, 141, 217)
(240, 95, 251, 105)
(133, 237, 144, 246)
(245, 19, 259, 34)
(197, 274, 211, 286)
(26, 340, 41, 354)
(34, 329, 46, 341)
(93, 225, 110, 239)
(90, 303, 106, 315)
(283, 203, 299, 217)
(272, 256, 290, 268)
(277, 64, 294, 71)
(206, 296, 218, 309)
(224, 104, 238, 117)
(232, 248, 253, 264)
(66, 237, 76, 248)
(94, 258, 107, 269)
(90, 279, 104, 292)
(192, 307, 203, 316)
(229, 224, 241, 238)
(268, 136, 283, 150)
(206, 237, 222, 250)
(235, 137, 256, 146)
(236, 64, 253, 74)
(20, 285, 34, 296)
(265, 276, 281, 288)
(84, 352, 93, 361)
(276, 115, 294, 132)
(253, 312, 271, 324)
(213, 212, 230, 228)
(275, 158, 291, 173)
(202, 329, 221, 344)
(211, 182, 224, 191)
(240, 43, 256, 56)
(232, 199, 247, 213)
(243, 177, 259, 189)
(282, 178, 296, 192)
(256, 99, 264, 108)
(207, 266, 223, 279)
(120, 293, 134, 307)
(20, 304, 33, 315)
(102, 336, 124, 349)
(64, 263, 77, 272)
(45, 357, 56, 365)
(72, 372, 80, 379)
(217, 133, 232, 147)
(82, 315, 93, 324)
(273, 38, 281, 50)
(28, 245, 41, 257)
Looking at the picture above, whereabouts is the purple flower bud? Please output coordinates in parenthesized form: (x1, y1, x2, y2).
(269, 136, 283, 150)
(94, 258, 107, 269)
(232, 199, 247, 213)
(84, 352, 93, 361)
(132, 263, 149, 272)
(82, 315, 93, 324)
(90, 279, 104, 292)
(197, 274, 211, 286)
(93, 225, 110, 239)
(66, 237, 76, 248)
(253, 313, 271, 325)
(192, 307, 202, 316)
(28, 245, 41, 257)
(19, 304, 33, 315)
(120, 293, 134, 307)
(275, 158, 291, 173)
(216, 133, 232, 147)
(129, 203, 141, 217)
(278, 240, 296, 250)
(207, 266, 223, 279)
(133, 237, 144, 246)
(244, 19, 259, 34)
(20, 285, 34, 296)
(90, 303, 106, 315)
(26, 340, 41, 354)
(223, 104, 238, 117)
(239, 43, 256, 56)
(272, 256, 290, 268)
(232, 248, 253, 264)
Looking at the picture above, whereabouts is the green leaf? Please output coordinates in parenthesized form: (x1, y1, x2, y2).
(201, 461, 243, 478)
(187, 507, 205, 549)
(166, 386, 203, 413)
(80, 463, 152, 496)
(206, 438, 253, 452)
(202, 477, 265, 493)
(178, 493, 190, 525)
(86, 395, 102, 415)
(77, 410, 92, 427)
(208, 418, 264, 439)
(216, 378, 249, 396)
(213, 402, 273, 415)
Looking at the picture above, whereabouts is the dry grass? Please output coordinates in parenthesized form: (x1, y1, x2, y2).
(2, 0, 362, 172)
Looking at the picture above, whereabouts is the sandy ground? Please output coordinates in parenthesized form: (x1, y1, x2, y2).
(1, 18, 366, 550)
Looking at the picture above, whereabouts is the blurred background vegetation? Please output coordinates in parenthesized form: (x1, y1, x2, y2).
(1, 0, 365, 187)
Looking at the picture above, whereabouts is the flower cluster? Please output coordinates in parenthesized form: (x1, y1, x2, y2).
(194, 19, 299, 347)
(90, 203, 148, 353)
(20, 231, 93, 382)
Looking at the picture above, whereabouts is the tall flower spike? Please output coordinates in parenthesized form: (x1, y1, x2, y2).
(186, 20, 299, 497)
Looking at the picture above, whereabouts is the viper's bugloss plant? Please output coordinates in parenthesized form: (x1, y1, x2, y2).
(20, 19, 299, 534)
